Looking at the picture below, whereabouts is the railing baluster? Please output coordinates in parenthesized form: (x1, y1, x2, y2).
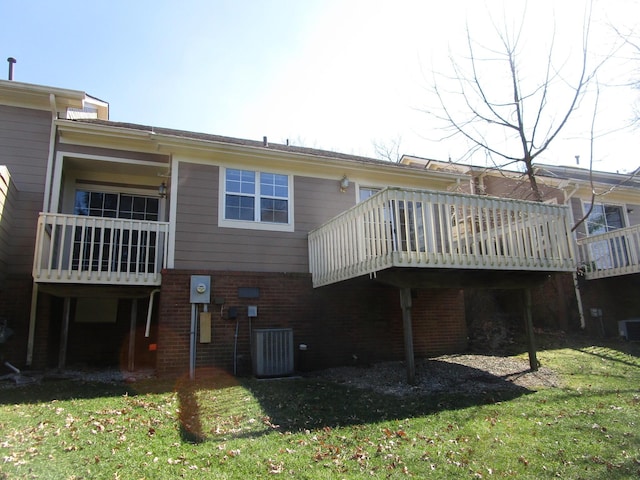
(33, 213, 168, 286)
(307, 187, 575, 287)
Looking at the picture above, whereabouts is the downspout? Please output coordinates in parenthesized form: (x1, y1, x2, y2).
(145, 289, 161, 337)
(42, 94, 58, 213)
(562, 182, 586, 329)
(26, 94, 58, 366)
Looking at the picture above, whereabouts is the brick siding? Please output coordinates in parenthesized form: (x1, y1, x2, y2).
(156, 270, 468, 378)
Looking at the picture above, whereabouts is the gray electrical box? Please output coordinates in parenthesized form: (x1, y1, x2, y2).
(190, 275, 211, 304)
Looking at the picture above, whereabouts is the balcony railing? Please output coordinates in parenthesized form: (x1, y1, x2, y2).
(576, 224, 640, 280)
(33, 213, 169, 286)
(308, 188, 575, 287)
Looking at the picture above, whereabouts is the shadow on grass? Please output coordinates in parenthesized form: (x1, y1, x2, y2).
(0, 369, 177, 405)
(471, 330, 640, 362)
(2, 333, 637, 448)
(576, 344, 640, 368)
(175, 361, 538, 444)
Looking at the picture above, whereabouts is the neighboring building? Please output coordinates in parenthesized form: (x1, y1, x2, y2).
(0, 79, 577, 380)
(401, 156, 640, 338)
(537, 164, 640, 338)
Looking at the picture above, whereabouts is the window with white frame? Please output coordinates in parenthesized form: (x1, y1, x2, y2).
(584, 203, 624, 235)
(222, 168, 292, 230)
(72, 190, 160, 272)
(584, 202, 628, 269)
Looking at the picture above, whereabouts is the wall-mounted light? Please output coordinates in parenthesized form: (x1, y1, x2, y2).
(339, 175, 350, 192)
(158, 182, 167, 198)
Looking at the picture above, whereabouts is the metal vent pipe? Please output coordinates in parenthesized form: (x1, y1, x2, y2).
(7, 57, 16, 80)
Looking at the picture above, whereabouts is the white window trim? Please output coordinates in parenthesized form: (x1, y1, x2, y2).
(582, 200, 628, 235)
(218, 166, 294, 232)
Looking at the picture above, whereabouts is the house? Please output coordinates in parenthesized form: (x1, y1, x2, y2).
(401, 156, 640, 339)
(0, 78, 578, 382)
(537, 164, 640, 338)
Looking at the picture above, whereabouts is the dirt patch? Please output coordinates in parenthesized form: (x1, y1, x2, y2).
(310, 354, 562, 397)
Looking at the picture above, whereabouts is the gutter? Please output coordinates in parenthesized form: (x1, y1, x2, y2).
(27, 94, 58, 365)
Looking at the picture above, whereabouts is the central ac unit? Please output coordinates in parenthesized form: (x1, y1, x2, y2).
(252, 328, 294, 377)
(618, 319, 640, 341)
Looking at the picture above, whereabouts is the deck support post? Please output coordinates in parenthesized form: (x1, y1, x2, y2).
(58, 297, 71, 370)
(399, 287, 416, 385)
(523, 288, 538, 371)
(128, 299, 137, 372)
(26, 283, 39, 366)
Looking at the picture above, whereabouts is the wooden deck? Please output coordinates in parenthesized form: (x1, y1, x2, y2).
(308, 187, 576, 287)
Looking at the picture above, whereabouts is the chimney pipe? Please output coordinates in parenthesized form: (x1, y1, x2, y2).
(7, 57, 16, 81)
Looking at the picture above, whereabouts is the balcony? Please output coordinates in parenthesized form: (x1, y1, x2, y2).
(576, 224, 640, 280)
(33, 213, 169, 286)
(308, 188, 575, 287)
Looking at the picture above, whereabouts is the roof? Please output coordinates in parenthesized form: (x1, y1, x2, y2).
(73, 118, 464, 175)
(534, 164, 640, 188)
(0, 79, 108, 119)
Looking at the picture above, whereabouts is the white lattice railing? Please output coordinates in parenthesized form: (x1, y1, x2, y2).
(33, 213, 169, 285)
(576, 224, 640, 280)
(308, 187, 575, 287)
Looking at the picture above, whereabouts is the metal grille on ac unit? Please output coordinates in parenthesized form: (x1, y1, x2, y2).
(252, 328, 294, 377)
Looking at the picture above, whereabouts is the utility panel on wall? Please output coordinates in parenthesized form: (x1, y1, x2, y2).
(190, 275, 211, 304)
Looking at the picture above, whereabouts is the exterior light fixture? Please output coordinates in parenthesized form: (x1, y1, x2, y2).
(158, 182, 167, 198)
(339, 175, 350, 192)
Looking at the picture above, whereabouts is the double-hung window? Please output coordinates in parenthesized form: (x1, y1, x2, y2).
(584, 202, 628, 269)
(221, 168, 293, 231)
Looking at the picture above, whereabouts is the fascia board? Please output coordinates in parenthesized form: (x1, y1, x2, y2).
(154, 134, 466, 186)
(56, 120, 157, 152)
(0, 80, 85, 110)
(53, 121, 465, 187)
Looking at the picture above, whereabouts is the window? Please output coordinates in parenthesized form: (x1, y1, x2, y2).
(221, 168, 292, 231)
(584, 203, 624, 235)
(74, 191, 158, 221)
(72, 190, 160, 272)
(359, 187, 380, 202)
(584, 202, 628, 269)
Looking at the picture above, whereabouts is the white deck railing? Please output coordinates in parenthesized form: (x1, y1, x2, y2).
(33, 213, 169, 286)
(308, 188, 575, 287)
(576, 224, 640, 280)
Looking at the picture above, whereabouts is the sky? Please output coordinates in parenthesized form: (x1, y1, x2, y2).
(1, 0, 639, 174)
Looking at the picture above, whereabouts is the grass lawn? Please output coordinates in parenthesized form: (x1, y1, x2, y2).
(1, 333, 639, 479)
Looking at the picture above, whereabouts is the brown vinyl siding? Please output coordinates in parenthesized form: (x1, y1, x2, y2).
(173, 163, 356, 272)
(626, 203, 640, 227)
(0, 105, 51, 274)
(0, 168, 16, 285)
(0, 105, 50, 193)
(294, 176, 356, 231)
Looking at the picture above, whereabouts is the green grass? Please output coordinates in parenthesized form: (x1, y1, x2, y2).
(1, 334, 639, 479)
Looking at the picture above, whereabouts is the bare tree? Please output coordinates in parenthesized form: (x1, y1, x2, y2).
(372, 134, 403, 163)
(427, 3, 610, 202)
(611, 25, 640, 126)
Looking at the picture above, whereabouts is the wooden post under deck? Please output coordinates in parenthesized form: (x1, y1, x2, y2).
(399, 287, 416, 385)
(58, 297, 71, 369)
(523, 288, 539, 371)
(128, 299, 137, 372)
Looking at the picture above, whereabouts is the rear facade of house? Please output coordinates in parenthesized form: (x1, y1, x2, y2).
(403, 157, 640, 338)
(0, 80, 579, 378)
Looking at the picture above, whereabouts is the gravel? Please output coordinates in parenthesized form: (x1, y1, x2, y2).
(310, 354, 562, 397)
(1, 355, 561, 397)
(0, 368, 156, 388)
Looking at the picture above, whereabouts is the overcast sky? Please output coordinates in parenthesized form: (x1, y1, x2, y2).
(2, 0, 639, 173)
